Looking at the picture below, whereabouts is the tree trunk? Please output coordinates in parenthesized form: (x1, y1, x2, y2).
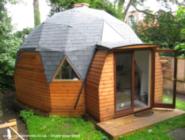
(33, 0, 41, 27)
(123, 0, 132, 21)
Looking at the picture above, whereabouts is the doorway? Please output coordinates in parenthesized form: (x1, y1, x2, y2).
(115, 50, 152, 117)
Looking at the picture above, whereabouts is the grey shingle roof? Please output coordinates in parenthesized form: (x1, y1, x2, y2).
(19, 7, 143, 82)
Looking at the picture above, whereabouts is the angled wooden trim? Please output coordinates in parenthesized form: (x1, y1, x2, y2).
(97, 44, 159, 51)
(115, 44, 159, 50)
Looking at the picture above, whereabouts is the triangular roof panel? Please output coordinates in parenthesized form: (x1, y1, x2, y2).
(20, 7, 143, 82)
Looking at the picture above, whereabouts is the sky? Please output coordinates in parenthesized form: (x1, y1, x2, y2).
(6, 0, 51, 31)
(6, 0, 178, 31)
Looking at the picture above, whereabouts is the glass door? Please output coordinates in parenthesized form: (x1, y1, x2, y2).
(115, 52, 134, 116)
(134, 50, 152, 111)
(115, 49, 153, 117)
(154, 49, 177, 108)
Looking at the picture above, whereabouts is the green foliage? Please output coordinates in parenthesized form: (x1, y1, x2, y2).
(175, 43, 185, 58)
(136, 7, 185, 49)
(20, 110, 108, 140)
(176, 6, 185, 41)
(49, 0, 123, 19)
(20, 110, 34, 121)
(0, 0, 23, 90)
(175, 43, 185, 51)
(14, 28, 32, 42)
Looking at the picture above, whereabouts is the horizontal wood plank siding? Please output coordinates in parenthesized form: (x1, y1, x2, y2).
(99, 53, 115, 121)
(85, 51, 107, 121)
(15, 52, 51, 112)
(49, 81, 84, 116)
(15, 51, 84, 116)
(155, 52, 163, 102)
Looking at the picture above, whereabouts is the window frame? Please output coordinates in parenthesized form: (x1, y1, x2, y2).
(52, 56, 81, 81)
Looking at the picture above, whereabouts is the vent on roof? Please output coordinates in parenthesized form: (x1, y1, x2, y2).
(73, 3, 89, 8)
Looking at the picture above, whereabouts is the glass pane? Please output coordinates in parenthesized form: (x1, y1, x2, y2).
(156, 52, 175, 104)
(55, 59, 79, 80)
(134, 50, 151, 111)
(116, 53, 132, 111)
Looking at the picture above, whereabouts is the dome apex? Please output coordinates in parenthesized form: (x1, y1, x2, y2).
(73, 3, 89, 8)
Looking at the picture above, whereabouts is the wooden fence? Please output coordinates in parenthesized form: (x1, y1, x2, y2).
(176, 58, 185, 94)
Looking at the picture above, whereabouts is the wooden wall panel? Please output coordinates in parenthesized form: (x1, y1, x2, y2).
(15, 51, 85, 116)
(49, 81, 84, 116)
(15, 52, 51, 112)
(99, 53, 115, 121)
(15, 49, 163, 121)
(155, 52, 163, 102)
(85, 51, 107, 121)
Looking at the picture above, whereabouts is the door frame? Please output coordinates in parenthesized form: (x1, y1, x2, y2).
(153, 49, 177, 108)
(113, 50, 134, 117)
(113, 47, 155, 118)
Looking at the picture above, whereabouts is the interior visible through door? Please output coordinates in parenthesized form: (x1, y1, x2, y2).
(116, 53, 132, 111)
(134, 50, 151, 111)
(115, 50, 151, 114)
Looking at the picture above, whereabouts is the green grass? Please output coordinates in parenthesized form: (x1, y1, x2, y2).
(175, 97, 185, 111)
(119, 97, 185, 140)
(163, 95, 185, 111)
(21, 97, 185, 140)
(20, 111, 108, 140)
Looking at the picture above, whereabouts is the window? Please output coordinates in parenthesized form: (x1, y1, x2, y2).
(55, 58, 79, 80)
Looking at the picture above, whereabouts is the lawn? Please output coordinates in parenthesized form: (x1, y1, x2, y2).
(21, 97, 185, 140)
(20, 111, 108, 140)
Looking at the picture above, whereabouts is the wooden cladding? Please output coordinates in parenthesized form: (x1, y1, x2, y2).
(98, 53, 114, 121)
(154, 52, 163, 103)
(86, 51, 114, 121)
(49, 81, 84, 116)
(86, 51, 107, 120)
(15, 52, 50, 112)
(15, 51, 84, 116)
(15, 48, 164, 121)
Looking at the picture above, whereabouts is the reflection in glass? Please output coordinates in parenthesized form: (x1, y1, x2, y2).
(134, 50, 151, 111)
(160, 53, 175, 104)
(116, 53, 132, 111)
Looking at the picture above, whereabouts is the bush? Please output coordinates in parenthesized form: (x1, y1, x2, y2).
(20, 110, 34, 121)
(175, 43, 185, 58)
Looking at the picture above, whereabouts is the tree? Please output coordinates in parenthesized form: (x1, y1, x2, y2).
(0, 0, 22, 90)
(115, 0, 185, 21)
(33, 0, 41, 26)
(49, 0, 123, 19)
(14, 28, 32, 42)
(176, 6, 185, 41)
(175, 43, 185, 58)
(175, 6, 185, 57)
(135, 7, 185, 49)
